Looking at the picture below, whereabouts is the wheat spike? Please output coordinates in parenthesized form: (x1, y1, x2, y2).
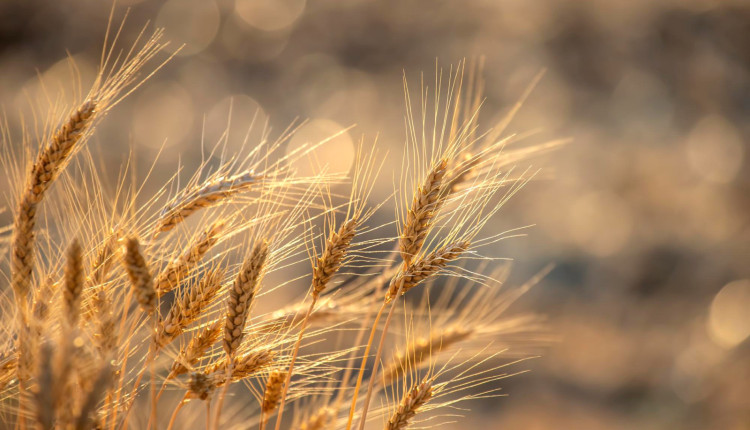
(223, 241, 269, 356)
(32, 341, 56, 430)
(399, 159, 448, 265)
(381, 327, 472, 385)
(91, 288, 117, 355)
(386, 378, 433, 430)
(312, 218, 358, 297)
(386, 241, 470, 302)
(299, 407, 335, 430)
(63, 239, 84, 326)
(262, 369, 287, 414)
(155, 268, 224, 348)
(170, 321, 222, 378)
(206, 349, 275, 386)
(122, 237, 156, 313)
(155, 221, 224, 296)
(156, 171, 262, 234)
(11, 100, 97, 305)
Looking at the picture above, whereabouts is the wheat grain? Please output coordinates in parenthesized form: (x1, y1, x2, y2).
(223, 241, 269, 356)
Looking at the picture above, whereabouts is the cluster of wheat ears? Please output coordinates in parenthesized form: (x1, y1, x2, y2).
(0, 17, 562, 430)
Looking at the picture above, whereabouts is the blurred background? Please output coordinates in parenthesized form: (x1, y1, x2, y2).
(1, 0, 748, 428)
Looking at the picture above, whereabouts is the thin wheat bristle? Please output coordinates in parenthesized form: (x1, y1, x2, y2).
(170, 321, 222, 378)
(122, 237, 156, 314)
(386, 378, 434, 430)
(63, 239, 84, 326)
(386, 241, 470, 302)
(156, 171, 263, 234)
(262, 369, 287, 414)
(300, 407, 335, 430)
(223, 241, 269, 356)
(155, 221, 224, 296)
(11, 100, 97, 304)
(399, 159, 449, 265)
(312, 218, 358, 297)
(155, 268, 224, 348)
(206, 349, 275, 385)
(382, 327, 472, 385)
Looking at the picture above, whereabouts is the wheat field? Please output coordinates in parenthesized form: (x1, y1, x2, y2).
(0, 10, 561, 430)
(3, 1, 749, 429)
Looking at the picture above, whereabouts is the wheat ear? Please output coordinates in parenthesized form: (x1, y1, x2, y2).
(381, 327, 472, 385)
(155, 221, 224, 296)
(398, 159, 448, 265)
(91, 287, 117, 356)
(170, 321, 222, 378)
(204, 349, 276, 386)
(312, 218, 358, 296)
(155, 171, 263, 234)
(385, 241, 470, 303)
(63, 239, 84, 326)
(386, 378, 433, 430)
(155, 268, 224, 348)
(260, 369, 287, 430)
(223, 241, 269, 356)
(122, 237, 156, 314)
(274, 218, 358, 430)
(11, 100, 96, 308)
